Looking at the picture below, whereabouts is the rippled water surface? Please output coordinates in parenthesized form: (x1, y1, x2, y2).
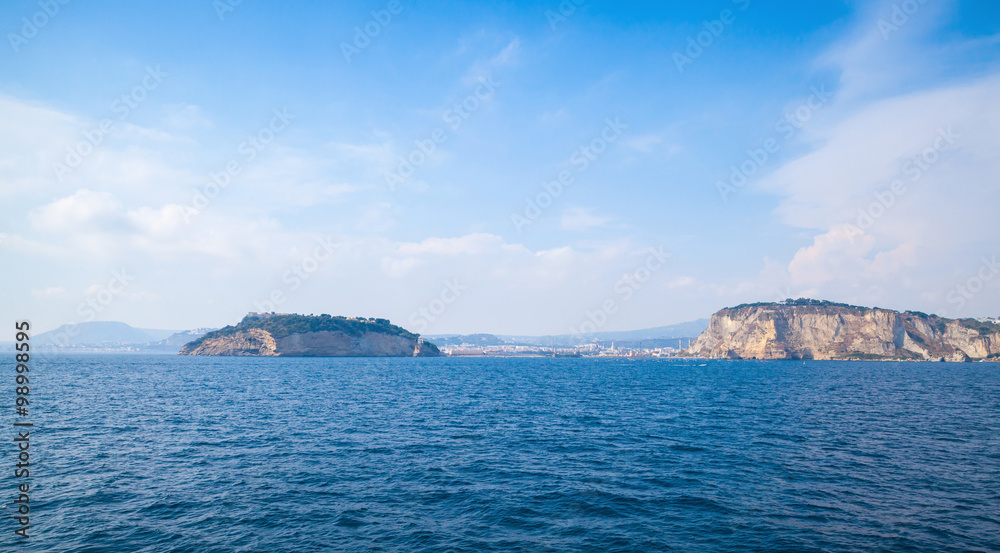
(3, 355, 999, 552)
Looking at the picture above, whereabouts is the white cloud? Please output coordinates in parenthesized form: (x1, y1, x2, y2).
(665, 276, 696, 289)
(761, 73, 1000, 315)
(787, 225, 877, 285)
(31, 286, 68, 300)
(350, 235, 626, 294)
(538, 108, 570, 126)
(0, 94, 382, 217)
(560, 207, 611, 231)
(0, 94, 204, 209)
(162, 104, 214, 129)
(761, 78, 999, 231)
(816, 0, 954, 103)
(238, 146, 366, 208)
(623, 134, 663, 153)
(0, 95, 79, 198)
(461, 37, 520, 86)
(491, 38, 520, 66)
(24, 189, 294, 262)
(380, 256, 423, 278)
(397, 233, 520, 257)
(30, 189, 123, 233)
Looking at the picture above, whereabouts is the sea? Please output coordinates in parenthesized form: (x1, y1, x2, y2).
(2, 355, 998, 552)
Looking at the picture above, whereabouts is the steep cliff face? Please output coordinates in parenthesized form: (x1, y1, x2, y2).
(687, 302, 1000, 362)
(183, 328, 279, 356)
(179, 313, 441, 357)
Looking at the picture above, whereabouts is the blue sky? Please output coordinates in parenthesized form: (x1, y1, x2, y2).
(2, 0, 999, 335)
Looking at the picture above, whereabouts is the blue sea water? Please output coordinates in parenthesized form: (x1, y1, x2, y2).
(2, 355, 999, 552)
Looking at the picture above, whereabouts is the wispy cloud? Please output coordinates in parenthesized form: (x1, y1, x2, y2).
(560, 207, 612, 231)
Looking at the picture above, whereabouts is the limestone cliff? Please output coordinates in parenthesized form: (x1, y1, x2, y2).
(686, 301, 1000, 362)
(179, 313, 441, 357)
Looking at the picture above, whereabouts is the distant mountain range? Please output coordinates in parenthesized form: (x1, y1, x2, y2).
(426, 319, 710, 348)
(5, 322, 217, 353)
(35, 322, 178, 346)
(1, 318, 710, 353)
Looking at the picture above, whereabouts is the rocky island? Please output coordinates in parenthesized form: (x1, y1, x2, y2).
(687, 299, 1000, 362)
(179, 313, 441, 357)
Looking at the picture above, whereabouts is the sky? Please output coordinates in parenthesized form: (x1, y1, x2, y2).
(1, 0, 999, 335)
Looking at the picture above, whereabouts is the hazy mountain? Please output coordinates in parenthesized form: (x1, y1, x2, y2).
(34, 321, 178, 346)
(426, 319, 710, 347)
(555, 319, 710, 342)
(27, 321, 213, 353)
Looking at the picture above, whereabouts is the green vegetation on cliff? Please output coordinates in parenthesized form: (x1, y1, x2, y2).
(184, 313, 437, 353)
(731, 298, 876, 312)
